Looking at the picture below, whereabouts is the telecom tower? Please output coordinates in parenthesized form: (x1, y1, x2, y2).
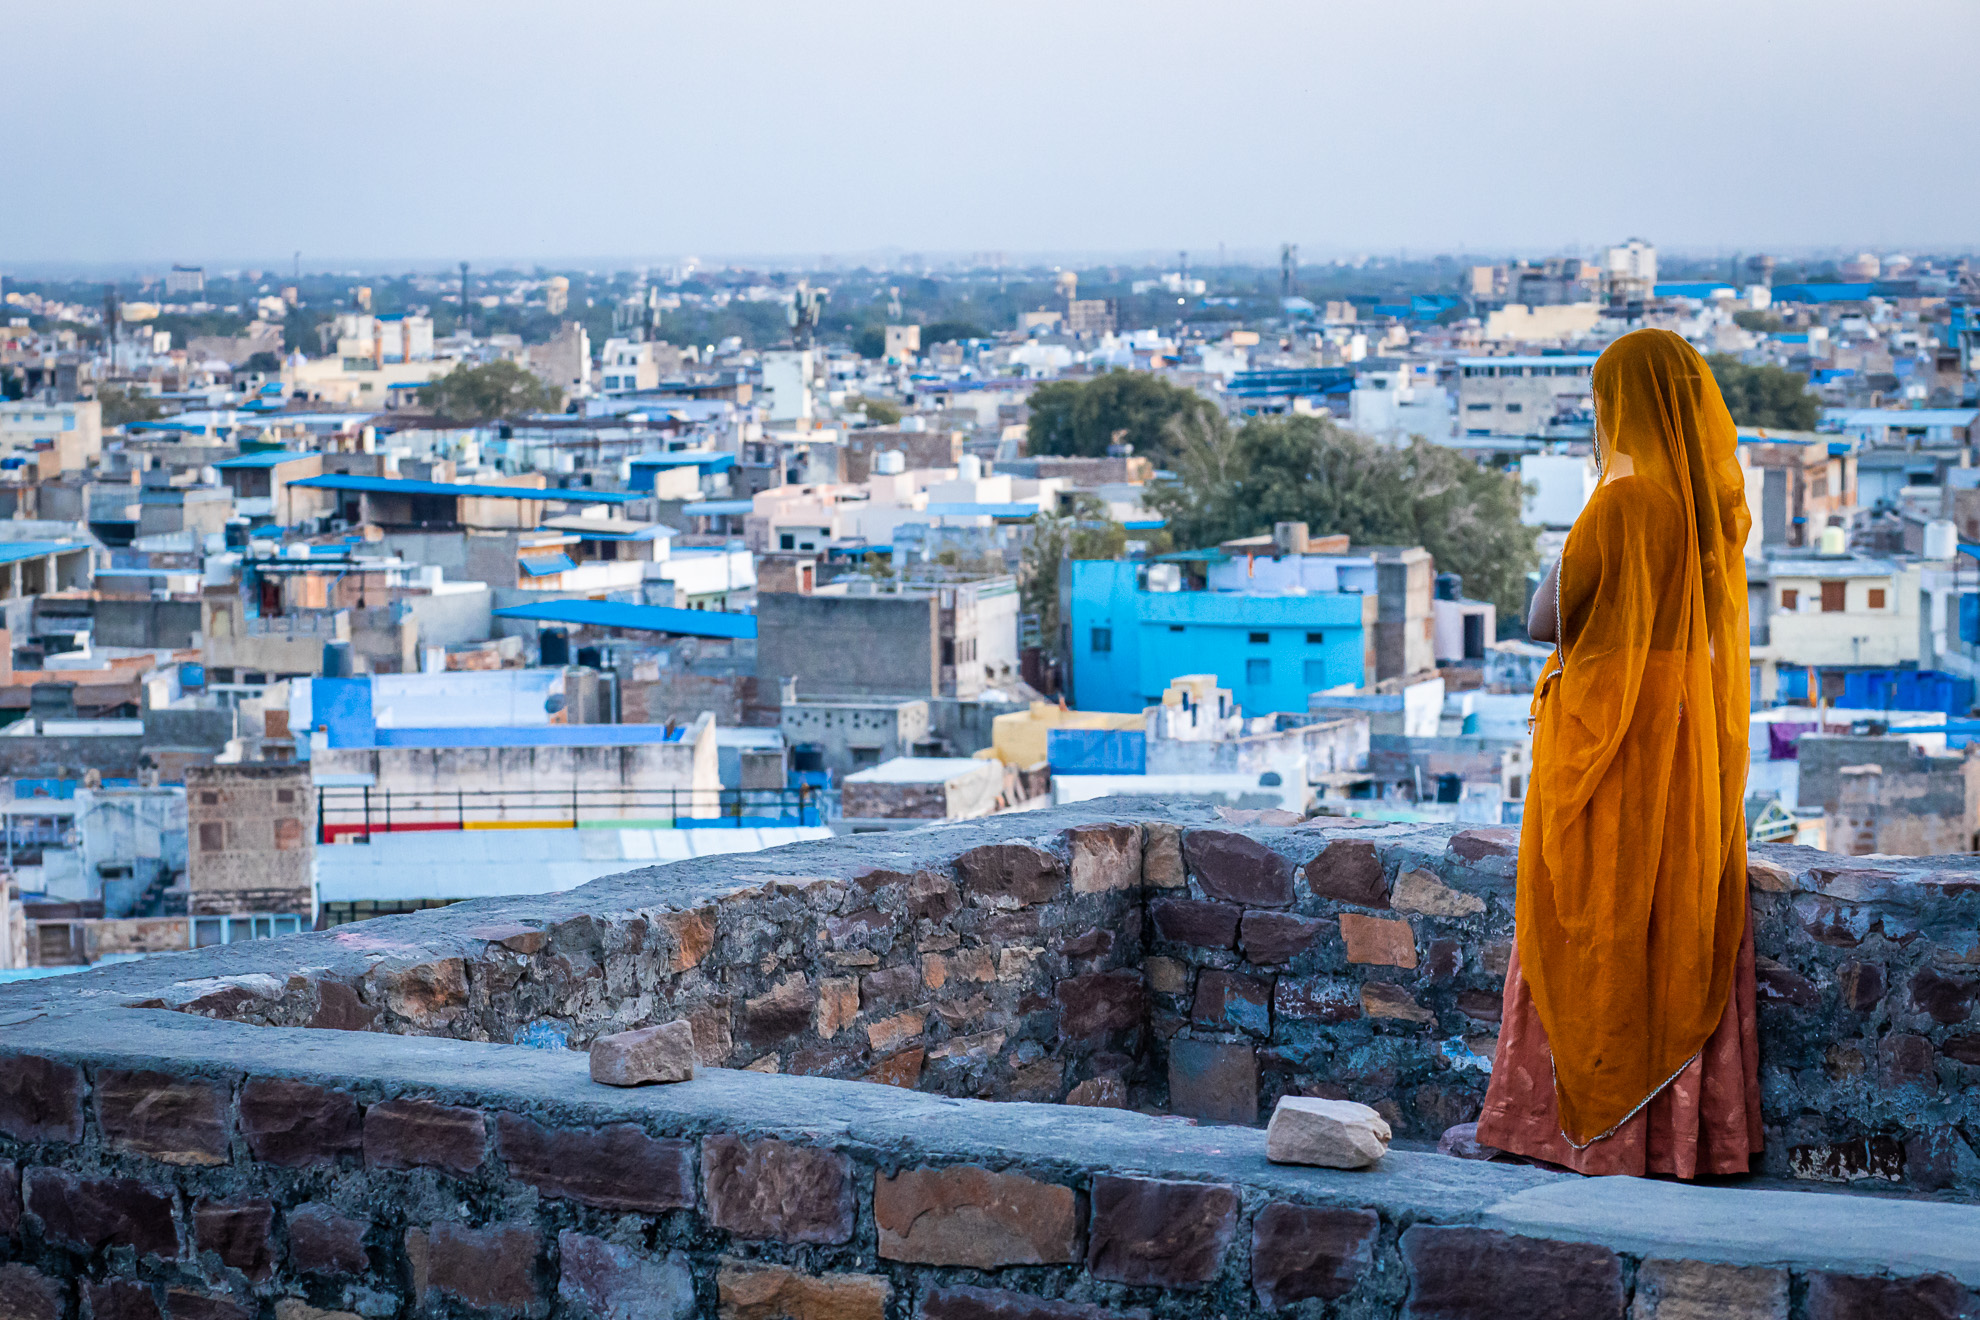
(1281, 244, 1299, 298)
(458, 262, 471, 336)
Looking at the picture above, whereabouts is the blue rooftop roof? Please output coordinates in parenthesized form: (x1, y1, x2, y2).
(492, 599, 757, 639)
(0, 542, 84, 566)
(630, 452, 737, 471)
(682, 500, 753, 516)
(921, 502, 1040, 519)
(289, 474, 638, 505)
(215, 450, 313, 469)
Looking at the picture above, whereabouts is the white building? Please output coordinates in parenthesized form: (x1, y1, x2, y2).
(1348, 366, 1453, 444)
(761, 350, 814, 422)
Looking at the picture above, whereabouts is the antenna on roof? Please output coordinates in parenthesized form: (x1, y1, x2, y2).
(459, 262, 471, 337)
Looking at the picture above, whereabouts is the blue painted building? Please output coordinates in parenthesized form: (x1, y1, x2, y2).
(1067, 560, 1368, 715)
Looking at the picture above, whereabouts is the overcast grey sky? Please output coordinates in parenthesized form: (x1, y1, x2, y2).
(6, 0, 1976, 268)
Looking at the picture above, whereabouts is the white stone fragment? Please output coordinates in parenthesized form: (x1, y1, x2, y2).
(1265, 1096, 1391, 1169)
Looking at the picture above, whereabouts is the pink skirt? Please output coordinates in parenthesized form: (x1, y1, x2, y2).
(1474, 920, 1762, 1178)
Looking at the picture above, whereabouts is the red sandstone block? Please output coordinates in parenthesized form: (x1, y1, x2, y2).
(95, 1068, 233, 1166)
(0, 1160, 18, 1241)
(1055, 970, 1145, 1041)
(1447, 827, 1517, 862)
(875, 1165, 1081, 1267)
(0, 1053, 84, 1144)
(1252, 1203, 1379, 1307)
(918, 1285, 1145, 1320)
(1805, 1271, 1974, 1320)
(405, 1222, 542, 1317)
(194, 1199, 275, 1281)
(702, 1134, 855, 1244)
(286, 1202, 370, 1276)
(1067, 823, 1142, 893)
(954, 843, 1066, 906)
(85, 1279, 161, 1320)
(1150, 898, 1242, 949)
(0, 1263, 65, 1320)
(306, 978, 379, 1031)
(1240, 911, 1329, 963)
(1306, 838, 1391, 907)
(1191, 969, 1272, 1037)
(1341, 912, 1417, 968)
(1182, 830, 1294, 907)
(1400, 1225, 1622, 1320)
(238, 1077, 361, 1167)
(364, 1098, 487, 1173)
(495, 1113, 694, 1212)
(24, 1167, 178, 1258)
(1086, 1174, 1238, 1288)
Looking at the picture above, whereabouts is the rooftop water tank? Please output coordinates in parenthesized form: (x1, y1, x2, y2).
(958, 454, 983, 481)
(1925, 519, 1957, 561)
(874, 450, 905, 476)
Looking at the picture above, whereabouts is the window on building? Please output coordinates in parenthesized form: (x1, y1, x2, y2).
(1090, 627, 1112, 653)
(1781, 589, 1798, 611)
(1169, 624, 1184, 632)
(198, 822, 224, 853)
(1504, 403, 1523, 413)
(850, 746, 882, 768)
(779, 533, 795, 550)
(274, 818, 303, 851)
(1868, 588, 1886, 610)
(1303, 659, 1327, 688)
(1305, 631, 1324, 644)
(942, 639, 955, 665)
(1248, 631, 1269, 644)
(1466, 403, 1492, 412)
(1820, 580, 1846, 612)
(1246, 658, 1271, 685)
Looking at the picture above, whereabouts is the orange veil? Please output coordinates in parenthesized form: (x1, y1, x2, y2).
(1519, 328, 1751, 1146)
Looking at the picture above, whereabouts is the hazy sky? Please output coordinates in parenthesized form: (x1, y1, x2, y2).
(7, 0, 1976, 268)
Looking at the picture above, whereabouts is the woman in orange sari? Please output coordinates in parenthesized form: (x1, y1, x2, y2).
(1475, 328, 1761, 1178)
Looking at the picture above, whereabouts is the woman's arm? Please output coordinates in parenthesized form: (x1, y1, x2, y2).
(1529, 557, 1561, 645)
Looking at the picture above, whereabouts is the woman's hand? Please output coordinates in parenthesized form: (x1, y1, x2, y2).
(1529, 558, 1561, 645)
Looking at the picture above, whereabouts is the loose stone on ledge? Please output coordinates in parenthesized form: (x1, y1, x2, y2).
(589, 1020, 697, 1086)
(1265, 1096, 1391, 1169)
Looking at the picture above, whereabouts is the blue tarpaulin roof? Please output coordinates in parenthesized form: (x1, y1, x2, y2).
(0, 542, 83, 566)
(290, 474, 639, 504)
(518, 553, 578, 577)
(215, 451, 311, 469)
(492, 599, 758, 639)
(682, 500, 752, 516)
(922, 502, 1039, 519)
(630, 452, 736, 471)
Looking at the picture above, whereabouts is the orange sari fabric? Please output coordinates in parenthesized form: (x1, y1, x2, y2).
(1494, 328, 1752, 1149)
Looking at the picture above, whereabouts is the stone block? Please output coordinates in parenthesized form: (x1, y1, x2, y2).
(87, 1280, 162, 1320)
(1150, 897, 1241, 948)
(1275, 978, 1362, 1023)
(861, 964, 922, 1010)
(1308, 838, 1391, 907)
(195, 1199, 274, 1281)
(928, 1029, 1005, 1063)
(876, 1164, 1081, 1267)
(1880, 1033, 1938, 1087)
(1805, 1271, 1973, 1320)
(690, 1002, 734, 1064)
(866, 1049, 925, 1088)
(1056, 969, 1145, 1040)
(1183, 829, 1294, 906)
(1631, 1259, 1787, 1319)
(866, 1007, 927, 1052)
(495, 1114, 694, 1212)
(1910, 969, 1978, 1025)
(1087, 1174, 1238, 1288)
(1251, 1203, 1379, 1307)
(273, 1304, 359, 1320)
(1459, 988, 1504, 1023)
(955, 842, 1066, 906)
(1068, 823, 1142, 892)
(906, 868, 964, 920)
(703, 1134, 856, 1244)
(1423, 938, 1463, 981)
(1142, 821, 1185, 887)
(1438, 1122, 1499, 1160)
(1191, 969, 1273, 1037)
(1752, 957, 1819, 1007)
(1362, 981, 1435, 1023)
(375, 956, 468, 1024)
(1239, 911, 1329, 963)
(658, 907, 716, 972)
(1837, 961, 1885, 1013)
(1789, 1136, 1905, 1182)
(1392, 867, 1485, 916)
(556, 1231, 695, 1320)
(816, 978, 859, 1037)
(589, 1021, 696, 1086)
(23, 1168, 178, 1258)
(94, 1068, 233, 1166)
(743, 974, 814, 1047)
(1908, 1126, 1980, 1192)
(1167, 1038, 1258, 1125)
(406, 1222, 541, 1317)
(1144, 956, 1187, 993)
(1401, 1225, 1623, 1320)
(0, 1160, 16, 1240)
(1342, 912, 1417, 967)
(0, 1053, 84, 1143)
(715, 1264, 889, 1320)
(306, 978, 378, 1032)
(363, 1097, 486, 1172)
(1265, 1096, 1390, 1168)
(1066, 1076, 1127, 1107)
(286, 1203, 369, 1275)
(918, 1286, 1140, 1320)
(164, 1291, 249, 1320)
(1059, 927, 1113, 961)
(1447, 827, 1518, 862)
(0, 1264, 64, 1320)
(238, 1077, 361, 1167)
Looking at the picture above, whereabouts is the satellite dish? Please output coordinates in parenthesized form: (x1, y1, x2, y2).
(544, 694, 567, 714)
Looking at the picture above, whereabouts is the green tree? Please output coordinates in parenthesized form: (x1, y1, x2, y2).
(1146, 413, 1539, 617)
(853, 326, 886, 359)
(95, 385, 164, 428)
(1025, 370, 1219, 465)
(921, 320, 987, 345)
(846, 395, 903, 425)
(1706, 354, 1818, 430)
(1731, 310, 1782, 333)
(1020, 494, 1129, 646)
(417, 360, 562, 423)
(242, 351, 284, 375)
